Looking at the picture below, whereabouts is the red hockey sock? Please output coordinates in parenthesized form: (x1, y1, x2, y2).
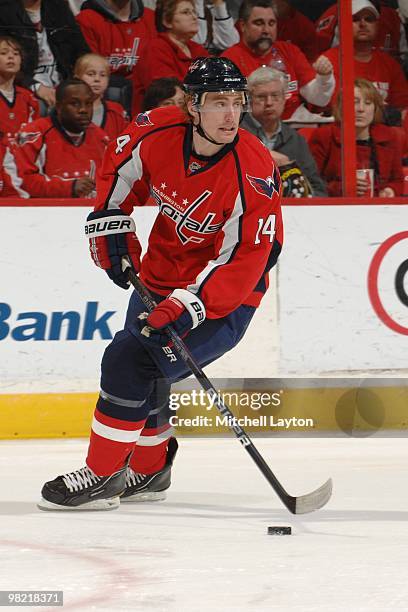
(86, 408, 146, 475)
(129, 439, 169, 474)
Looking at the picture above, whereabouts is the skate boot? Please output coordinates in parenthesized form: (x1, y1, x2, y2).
(38, 463, 127, 511)
(121, 437, 178, 502)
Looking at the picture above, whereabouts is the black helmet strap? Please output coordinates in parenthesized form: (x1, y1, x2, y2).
(193, 114, 225, 147)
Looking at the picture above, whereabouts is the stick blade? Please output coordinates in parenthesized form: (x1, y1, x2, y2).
(293, 478, 333, 515)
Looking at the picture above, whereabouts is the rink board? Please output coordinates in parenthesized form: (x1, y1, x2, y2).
(1, 201, 408, 438)
(1, 384, 407, 438)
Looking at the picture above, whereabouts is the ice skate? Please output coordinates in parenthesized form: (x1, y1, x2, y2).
(38, 463, 127, 511)
(121, 438, 178, 502)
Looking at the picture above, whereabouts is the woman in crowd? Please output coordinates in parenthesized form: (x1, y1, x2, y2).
(309, 78, 404, 197)
(74, 53, 128, 140)
(149, 0, 209, 82)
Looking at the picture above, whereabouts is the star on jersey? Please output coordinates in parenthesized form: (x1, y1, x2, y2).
(246, 169, 280, 199)
(151, 187, 223, 245)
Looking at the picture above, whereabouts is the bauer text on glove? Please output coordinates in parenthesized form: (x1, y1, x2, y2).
(85, 209, 141, 289)
(138, 289, 206, 346)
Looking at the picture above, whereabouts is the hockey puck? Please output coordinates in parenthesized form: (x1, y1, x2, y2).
(267, 526, 292, 535)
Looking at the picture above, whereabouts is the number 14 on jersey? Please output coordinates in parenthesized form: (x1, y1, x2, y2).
(255, 214, 276, 244)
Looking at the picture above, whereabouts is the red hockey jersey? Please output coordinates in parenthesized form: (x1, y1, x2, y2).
(0, 85, 40, 142)
(94, 107, 283, 318)
(222, 40, 316, 120)
(13, 115, 109, 198)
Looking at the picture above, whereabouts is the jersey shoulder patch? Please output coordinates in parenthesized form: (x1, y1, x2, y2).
(246, 168, 280, 199)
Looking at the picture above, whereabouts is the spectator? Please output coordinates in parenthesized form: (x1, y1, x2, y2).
(0, 0, 90, 108)
(74, 53, 129, 140)
(76, 0, 156, 115)
(149, 0, 209, 82)
(12, 78, 109, 198)
(0, 36, 40, 142)
(322, 0, 408, 114)
(309, 78, 404, 197)
(316, 0, 406, 58)
(142, 77, 185, 110)
(242, 66, 327, 196)
(272, 0, 320, 62)
(222, 0, 335, 121)
(140, 0, 239, 51)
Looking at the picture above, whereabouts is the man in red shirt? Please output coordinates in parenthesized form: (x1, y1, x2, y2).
(322, 0, 408, 114)
(222, 0, 335, 121)
(12, 78, 109, 198)
(76, 0, 156, 115)
(316, 0, 404, 58)
(38, 58, 283, 511)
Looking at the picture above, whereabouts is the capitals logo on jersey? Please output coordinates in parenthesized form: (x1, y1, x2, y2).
(151, 185, 223, 245)
(246, 169, 280, 199)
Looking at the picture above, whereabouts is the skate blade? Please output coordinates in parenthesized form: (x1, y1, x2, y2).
(37, 496, 120, 511)
(121, 491, 167, 503)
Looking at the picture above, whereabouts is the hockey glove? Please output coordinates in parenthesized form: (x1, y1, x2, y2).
(138, 289, 206, 347)
(85, 209, 141, 289)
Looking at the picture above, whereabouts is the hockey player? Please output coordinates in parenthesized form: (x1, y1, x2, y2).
(38, 57, 283, 511)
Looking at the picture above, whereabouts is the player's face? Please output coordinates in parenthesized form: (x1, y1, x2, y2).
(77, 58, 109, 99)
(196, 92, 243, 143)
(250, 80, 286, 124)
(57, 85, 94, 133)
(354, 86, 376, 129)
(158, 86, 185, 108)
(352, 9, 378, 43)
(166, 0, 199, 39)
(0, 41, 22, 77)
(241, 8, 277, 55)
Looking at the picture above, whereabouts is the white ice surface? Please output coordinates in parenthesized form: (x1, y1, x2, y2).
(0, 436, 407, 612)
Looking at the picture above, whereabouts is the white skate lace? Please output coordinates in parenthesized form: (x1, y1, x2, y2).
(62, 466, 101, 492)
(125, 467, 147, 487)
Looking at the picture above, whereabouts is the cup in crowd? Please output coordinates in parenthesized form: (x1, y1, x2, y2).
(356, 168, 374, 197)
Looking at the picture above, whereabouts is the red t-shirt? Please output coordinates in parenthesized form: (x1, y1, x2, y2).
(222, 40, 316, 119)
(149, 33, 209, 82)
(323, 46, 408, 109)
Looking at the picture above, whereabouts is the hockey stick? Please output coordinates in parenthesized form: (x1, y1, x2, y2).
(127, 268, 333, 514)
